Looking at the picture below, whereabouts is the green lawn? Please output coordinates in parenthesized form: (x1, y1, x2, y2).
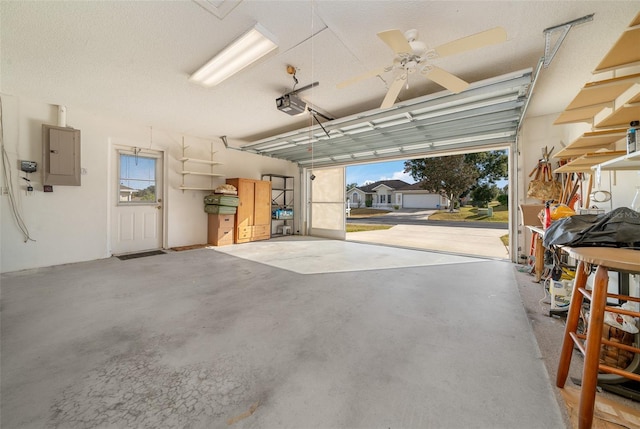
(346, 224, 393, 233)
(348, 208, 391, 218)
(428, 203, 508, 223)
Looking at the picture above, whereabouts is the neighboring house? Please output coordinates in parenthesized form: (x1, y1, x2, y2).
(346, 180, 449, 210)
(119, 184, 136, 202)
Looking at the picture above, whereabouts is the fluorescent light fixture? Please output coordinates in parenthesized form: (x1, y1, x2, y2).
(190, 24, 278, 87)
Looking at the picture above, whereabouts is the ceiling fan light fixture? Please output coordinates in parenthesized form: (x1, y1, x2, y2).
(409, 40, 427, 56)
(189, 23, 278, 87)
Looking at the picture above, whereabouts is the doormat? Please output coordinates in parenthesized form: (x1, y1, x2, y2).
(169, 244, 207, 251)
(116, 250, 166, 260)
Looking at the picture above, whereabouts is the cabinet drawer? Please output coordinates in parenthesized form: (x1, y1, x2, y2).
(252, 224, 270, 240)
(237, 226, 252, 241)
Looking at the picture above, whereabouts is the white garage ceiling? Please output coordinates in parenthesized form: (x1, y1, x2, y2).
(2, 1, 637, 165)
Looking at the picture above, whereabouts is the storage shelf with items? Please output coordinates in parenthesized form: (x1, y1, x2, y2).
(262, 174, 294, 236)
(551, 12, 640, 210)
(178, 138, 224, 191)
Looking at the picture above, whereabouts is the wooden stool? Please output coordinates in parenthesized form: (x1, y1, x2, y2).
(556, 247, 640, 429)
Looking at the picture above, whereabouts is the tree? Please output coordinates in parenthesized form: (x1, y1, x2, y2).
(470, 183, 498, 207)
(135, 185, 156, 201)
(346, 183, 358, 192)
(464, 151, 508, 184)
(405, 155, 478, 211)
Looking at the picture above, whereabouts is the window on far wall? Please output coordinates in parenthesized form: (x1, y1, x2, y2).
(119, 153, 157, 204)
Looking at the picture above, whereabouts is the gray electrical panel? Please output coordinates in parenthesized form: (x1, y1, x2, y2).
(42, 124, 81, 186)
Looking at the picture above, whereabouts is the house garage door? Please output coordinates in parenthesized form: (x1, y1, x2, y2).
(403, 194, 441, 209)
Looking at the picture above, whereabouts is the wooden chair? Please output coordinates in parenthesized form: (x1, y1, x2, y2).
(556, 247, 640, 429)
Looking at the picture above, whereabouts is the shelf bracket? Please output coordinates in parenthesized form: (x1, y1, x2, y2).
(543, 14, 594, 68)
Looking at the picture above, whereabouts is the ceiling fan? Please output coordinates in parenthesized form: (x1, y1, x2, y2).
(338, 27, 507, 109)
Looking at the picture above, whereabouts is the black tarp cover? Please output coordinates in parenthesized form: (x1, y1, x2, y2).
(543, 207, 640, 249)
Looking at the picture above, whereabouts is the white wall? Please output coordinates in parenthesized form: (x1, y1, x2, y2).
(0, 95, 298, 273)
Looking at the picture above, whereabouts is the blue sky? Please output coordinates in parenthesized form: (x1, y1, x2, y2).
(346, 159, 509, 189)
(120, 154, 156, 190)
(346, 160, 415, 186)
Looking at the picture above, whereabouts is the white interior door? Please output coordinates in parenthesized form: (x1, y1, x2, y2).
(308, 167, 346, 240)
(111, 147, 164, 255)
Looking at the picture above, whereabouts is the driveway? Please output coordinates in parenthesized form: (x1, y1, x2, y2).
(346, 209, 509, 259)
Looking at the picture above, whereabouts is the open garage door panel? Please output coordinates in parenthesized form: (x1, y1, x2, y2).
(309, 167, 346, 240)
(241, 70, 531, 168)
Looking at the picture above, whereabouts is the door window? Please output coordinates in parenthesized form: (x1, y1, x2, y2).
(118, 153, 157, 204)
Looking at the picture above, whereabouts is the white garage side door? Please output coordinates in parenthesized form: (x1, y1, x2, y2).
(309, 167, 346, 240)
(402, 194, 441, 209)
(110, 146, 164, 255)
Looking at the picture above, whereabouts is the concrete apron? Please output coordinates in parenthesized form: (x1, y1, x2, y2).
(1, 240, 563, 428)
(347, 224, 509, 259)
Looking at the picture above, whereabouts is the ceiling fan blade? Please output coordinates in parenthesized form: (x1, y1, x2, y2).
(434, 27, 507, 57)
(377, 29, 412, 54)
(336, 67, 387, 89)
(380, 77, 406, 109)
(425, 66, 470, 93)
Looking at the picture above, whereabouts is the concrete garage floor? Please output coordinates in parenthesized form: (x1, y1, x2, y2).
(1, 239, 565, 428)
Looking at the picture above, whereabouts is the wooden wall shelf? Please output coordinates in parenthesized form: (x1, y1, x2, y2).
(593, 93, 640, 128)
(593, 17, 640, 73)
(554, 105, 609, 125)
(555, 151, 627, 173)
(564, 74, 640, 111)
(551, 13, 640, 177)
(555, 128, 627, 159)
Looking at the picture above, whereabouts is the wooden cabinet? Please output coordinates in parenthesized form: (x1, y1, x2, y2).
(226, 178, 271, 243)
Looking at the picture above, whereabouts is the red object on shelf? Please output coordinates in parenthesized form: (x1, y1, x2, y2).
(544, 202, 552, 229)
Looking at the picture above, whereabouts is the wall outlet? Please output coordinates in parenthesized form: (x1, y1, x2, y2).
(1, 186, 8, 195)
